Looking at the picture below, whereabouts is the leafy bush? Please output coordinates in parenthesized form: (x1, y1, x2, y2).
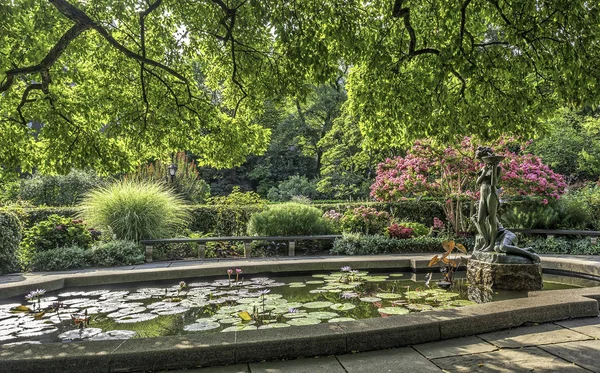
(395, 221, 429, 237)
(267, 175, 320, 201)
(128, 152, 211, 204)
(386, 224, 414, 239)
(569, 185, 600, 230)
(247, 203, 330, 236)
(331, 234, 453, 255)
(30, 246, 89, 272)
(87, 240, 144, 267)
(500, 196, 590, 230)
(1, 170, 107, 206)
(337, 206, 391, 234)
(79, 180, 190, 241)
(19, 214, 96, 268)
(0, 210, 22, 274)
(520, 236, 600, 255)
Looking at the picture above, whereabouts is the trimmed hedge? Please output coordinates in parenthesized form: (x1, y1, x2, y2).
(30, 241, 144, 272)
(521, 236, 600, 255)
(0, 210, 22, 274)
(331, 234, 474, 255)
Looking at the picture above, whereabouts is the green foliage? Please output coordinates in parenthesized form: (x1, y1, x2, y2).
(78, 180, 190, 241)
(267, 175, 320, 201)
(529, 109, 600, 183)
(0, 171, 107, 206)
(521, 236, 600, 255)
(395, 222, 429, 237)
(331, 234, 450, 255)
(13, 207, 79, 228)
(87, 240, 144, 267)
(129, 152, 211, 204)
(337, 206, 391, 235)
(247, 203, 330, 236)
(500, 197, 590, 230)
(0, 210, 22, 274)
(19, 214, 95, 268)
(570, 185, 600, 230)
(207, 187, 266, 236)
(30, 246, 89, 272)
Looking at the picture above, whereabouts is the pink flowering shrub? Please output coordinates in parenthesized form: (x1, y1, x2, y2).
(371, 137, 568, 233)
(323, 206, 391, 234)
(371, 137, 567, 202)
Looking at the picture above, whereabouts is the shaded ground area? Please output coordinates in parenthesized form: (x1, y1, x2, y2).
(166, 317, 600, 373)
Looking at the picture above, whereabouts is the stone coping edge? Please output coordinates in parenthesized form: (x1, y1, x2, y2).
(0, 292, 597, 373)
(1, 255, 598, 300)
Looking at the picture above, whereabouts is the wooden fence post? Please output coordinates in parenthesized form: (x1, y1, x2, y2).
(288, 240, 296, 256)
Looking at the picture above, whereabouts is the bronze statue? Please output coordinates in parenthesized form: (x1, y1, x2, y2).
(471, 146, 540, 263)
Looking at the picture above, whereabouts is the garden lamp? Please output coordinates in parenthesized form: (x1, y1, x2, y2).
(168, 163, 178, 183)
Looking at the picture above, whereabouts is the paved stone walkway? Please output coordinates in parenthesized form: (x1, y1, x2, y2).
(165, 316, 600, 373)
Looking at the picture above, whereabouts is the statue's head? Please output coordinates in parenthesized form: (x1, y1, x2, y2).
(475, 146, 494, 160)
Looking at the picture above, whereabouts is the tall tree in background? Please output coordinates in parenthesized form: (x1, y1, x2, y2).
(2, 0, 600, 176)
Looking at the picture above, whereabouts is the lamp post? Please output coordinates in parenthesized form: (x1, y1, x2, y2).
(167, 163, 178, 183)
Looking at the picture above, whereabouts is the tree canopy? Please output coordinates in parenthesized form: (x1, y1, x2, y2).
(2, 0, 600, 175)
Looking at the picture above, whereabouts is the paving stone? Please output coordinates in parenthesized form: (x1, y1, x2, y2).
(555, 316, 600, 339)
(337, 347, 442, 373)
(249, 356, 345, 373)
(540, 339, 600, 372)
(413, 336, 497, 359)
(162, 363, 249, 373)
(433, 346, 589, 372)
(478, 322, 591, 348)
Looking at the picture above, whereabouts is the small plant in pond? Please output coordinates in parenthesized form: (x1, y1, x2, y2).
(177, 281, 187, 296)
(235, 268, 243, 284)
(227, 269, 233, 285)
(428, 240, 468, 288)
(25, 289, 46, 311)
(71, 309, 91, 330)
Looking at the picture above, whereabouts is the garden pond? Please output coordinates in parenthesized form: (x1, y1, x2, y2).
(1, 268, 598, 345)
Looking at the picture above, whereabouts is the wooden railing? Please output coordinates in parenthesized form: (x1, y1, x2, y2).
(139, 235, 342, 262)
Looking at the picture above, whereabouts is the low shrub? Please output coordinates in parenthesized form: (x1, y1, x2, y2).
(335, 206, 391, 235)
(247, 203, 330, 236)
(88, 240, 144, 267)
(331, 234, 473, 255)
(520, 236, 600, 255)
(0, 210, 22, 274)
(386, 224, 414, 239)
(79, 180, 190, 241)
(0, 170, 107, 207)
(19, 214, 96, 268)
(500, 196, 590, 230)
(30, 246, 89, 272)
(394, 221, 429, 237)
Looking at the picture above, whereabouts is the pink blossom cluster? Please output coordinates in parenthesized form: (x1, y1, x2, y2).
(322, 209, 343, 221)
(371, 136, 567, 202)
(432, 217, 445, 230)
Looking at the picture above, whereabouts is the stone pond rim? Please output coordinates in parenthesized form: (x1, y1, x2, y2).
(0, 254, 599, 372)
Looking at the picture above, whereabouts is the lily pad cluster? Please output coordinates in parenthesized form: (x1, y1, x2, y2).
(0, 268, 481, 345)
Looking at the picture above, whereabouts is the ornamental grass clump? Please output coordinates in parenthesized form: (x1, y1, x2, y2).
(78, 180, 190, 242)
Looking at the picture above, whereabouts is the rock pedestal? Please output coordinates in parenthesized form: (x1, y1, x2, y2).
(467, 252, 543, 290)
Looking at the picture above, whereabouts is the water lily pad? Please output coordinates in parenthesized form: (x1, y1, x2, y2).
(375, 293, 402, 299)
(309, 289, 328, 294)
(377, 307, 409, 315)
(237, 297, 261, 304)
(303, 301, 333, 309)
(184, 320, 221, 331)
(308, 311, 339, 319)
(259, 323, 290, 329)
(329, 303, 356, 311)
(153, 307, 189, 315)
(286, 318, 321, 326)
(328, 317, 355, 323)
(389, 273, 405, 277)
(58, 328, 102, 340)
(359, 297, 381, 303)
(221, 325, 257, 332)
(311, 274, 329, 278)
(282, 312, 308, 319)
(289, 284, 306, 288)
(89, 330, 137, 341)
(305, 280, 325, 285)
(114, 313, 158, 324)
(406, 304, 433, 312)
(405, 291, 427, 300)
